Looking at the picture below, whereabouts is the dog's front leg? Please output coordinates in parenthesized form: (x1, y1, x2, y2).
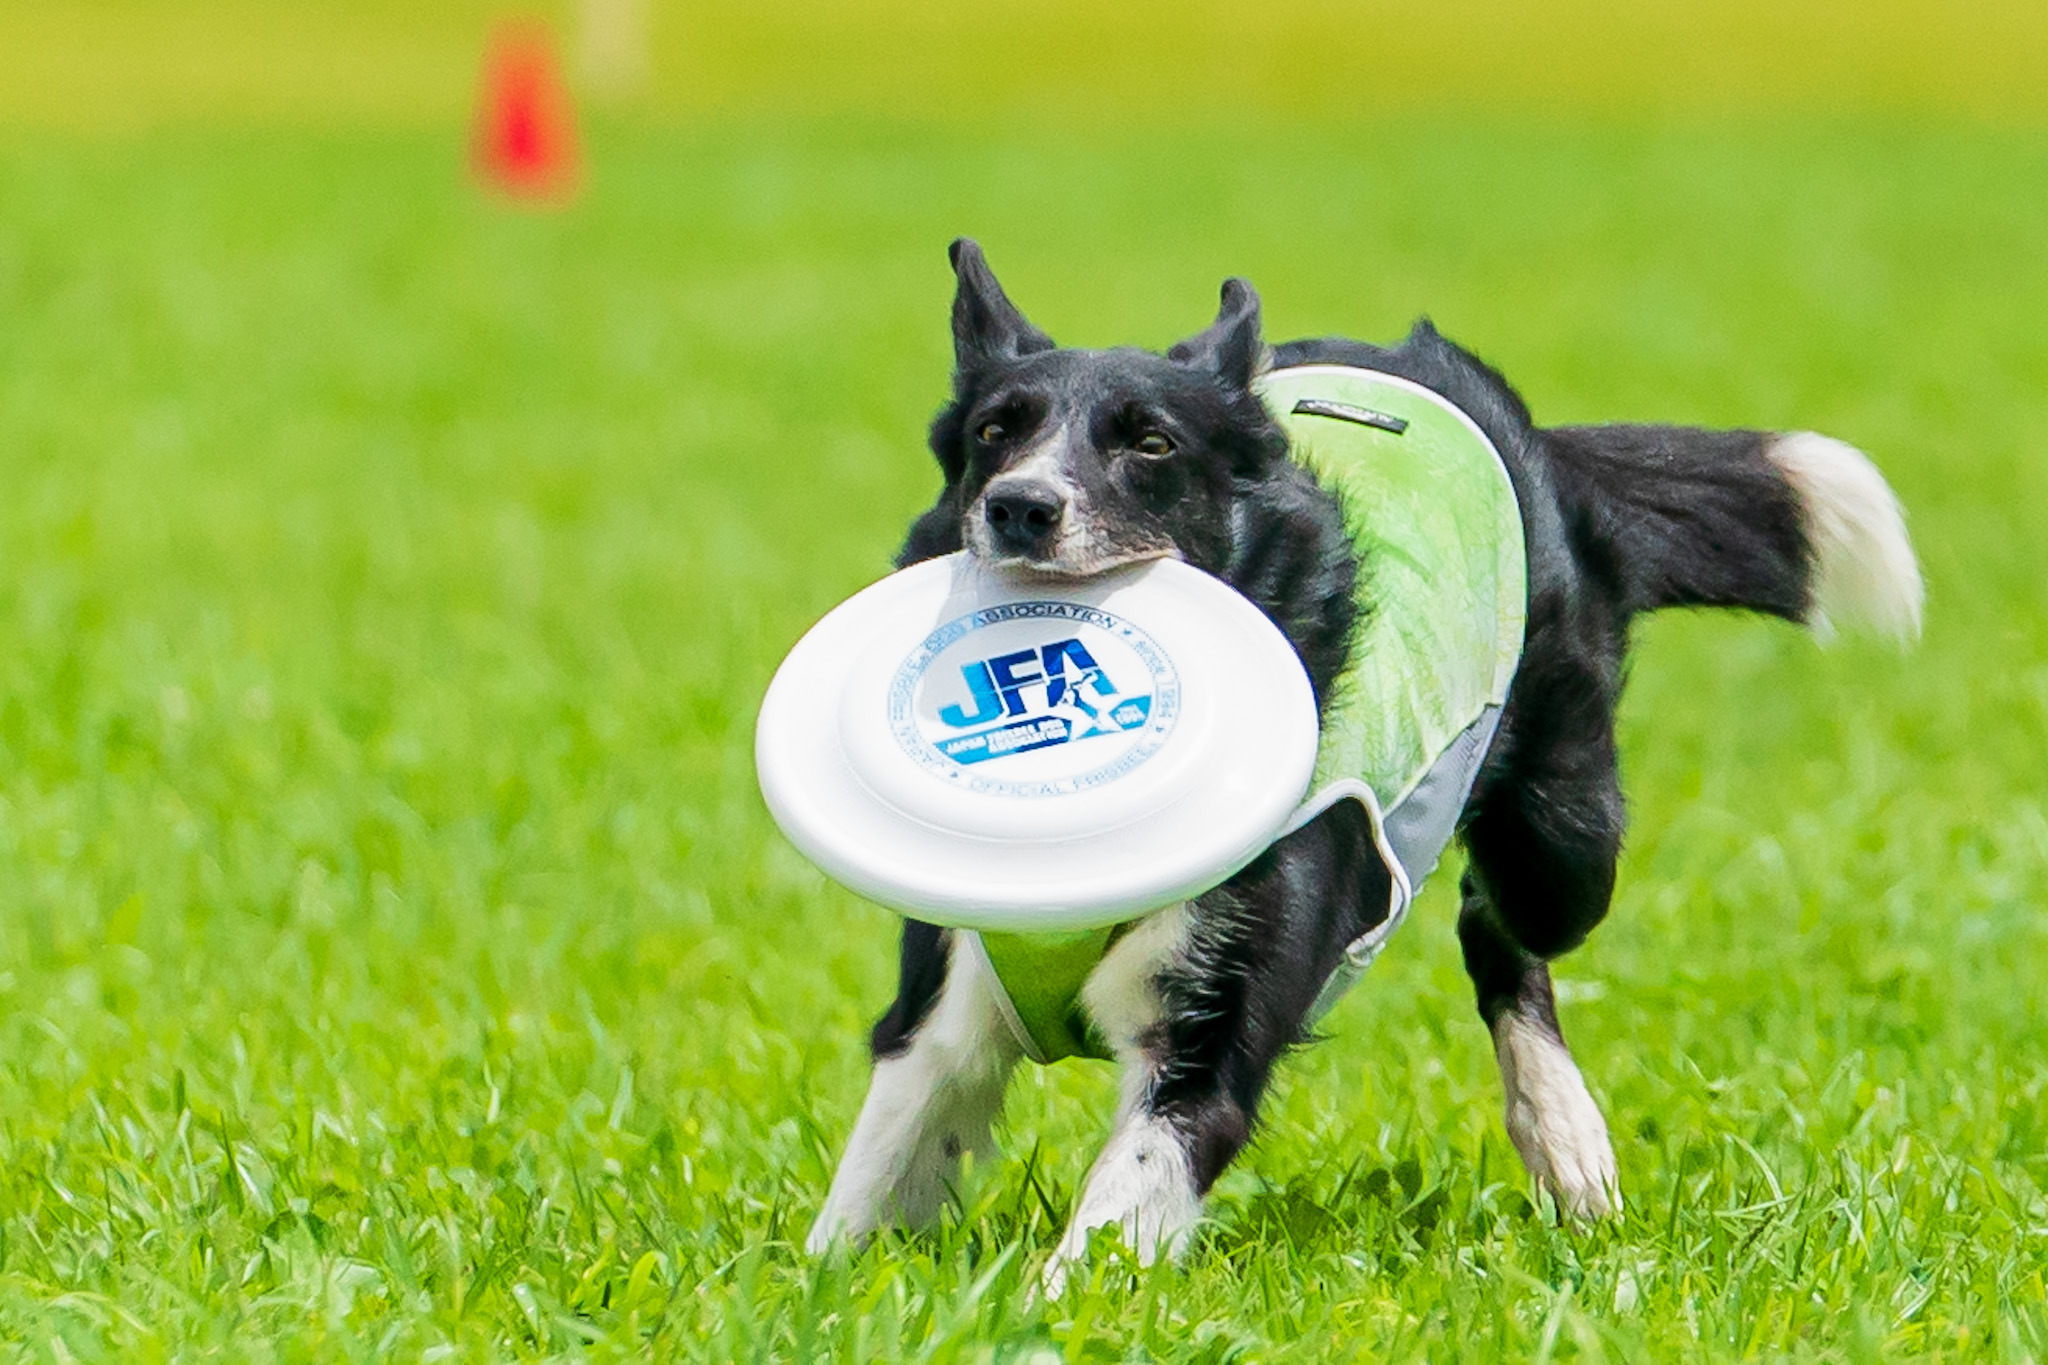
(1040, 907, 1210, 1295)
(1041, 814, 1384, 1294)
(1038, 900, 1300, 1295)
(808, 928, 1022, 1252)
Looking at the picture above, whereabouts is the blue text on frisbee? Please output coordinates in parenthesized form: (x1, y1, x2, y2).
(938, 638, 1110, 728)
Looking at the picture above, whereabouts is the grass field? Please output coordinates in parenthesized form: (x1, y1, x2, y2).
(3, 7, 2048, 1361)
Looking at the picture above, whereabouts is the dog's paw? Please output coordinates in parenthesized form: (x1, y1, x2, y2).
(1038, 1243, 1080, 1300)
(804, 1201, 873, 1256)
(1512, 1099, 1621, 1221)
(1038, 1218, 1177, 1299)
(1495, 1015, 1623, 1220)
(803, 1214, 841, 1257)
(1040, 1115, 1203, 1295)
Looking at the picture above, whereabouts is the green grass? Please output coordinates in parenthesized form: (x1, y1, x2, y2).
(1, 114, 2046, 1360)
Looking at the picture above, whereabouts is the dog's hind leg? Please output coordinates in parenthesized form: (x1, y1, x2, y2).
(1458, 748, 1626, 1219)
(1463, 906, 1620, 1219)
(807, 925, 1022, 1252)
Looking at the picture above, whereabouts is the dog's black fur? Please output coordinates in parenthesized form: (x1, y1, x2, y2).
(851, 238, 1876, 1231)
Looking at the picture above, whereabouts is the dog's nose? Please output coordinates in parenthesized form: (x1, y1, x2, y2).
(984, 480, 1065, 555)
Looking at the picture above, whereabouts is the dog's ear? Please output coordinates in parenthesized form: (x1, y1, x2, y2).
(949, 238, 1055, 374)
(1169, 278, 1263, 389)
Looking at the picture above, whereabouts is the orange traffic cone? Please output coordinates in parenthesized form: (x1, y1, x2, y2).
(472, 20, 580, 204)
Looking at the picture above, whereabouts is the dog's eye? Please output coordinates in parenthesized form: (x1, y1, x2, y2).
(977, 422, 1006, 444)
(1133, 432, 1174, 457)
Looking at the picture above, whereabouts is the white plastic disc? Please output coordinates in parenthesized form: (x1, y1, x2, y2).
(755, 552, 1318, 931)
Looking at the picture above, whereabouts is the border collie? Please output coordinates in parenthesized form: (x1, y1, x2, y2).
(806, 239, 1922, 1289)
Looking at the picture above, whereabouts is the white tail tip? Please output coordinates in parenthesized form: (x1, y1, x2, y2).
(1766, 432, 1924, 643)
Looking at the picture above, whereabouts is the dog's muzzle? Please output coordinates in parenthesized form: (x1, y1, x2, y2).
(982, 478, 1065, 557)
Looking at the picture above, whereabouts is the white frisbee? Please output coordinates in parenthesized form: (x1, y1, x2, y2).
(755, 552, 1319, 931)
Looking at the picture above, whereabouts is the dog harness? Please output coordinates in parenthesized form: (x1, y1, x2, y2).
(972, 365, 1529, 1062)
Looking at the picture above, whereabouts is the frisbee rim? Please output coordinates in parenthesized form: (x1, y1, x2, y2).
(754, 553, 1318, 931)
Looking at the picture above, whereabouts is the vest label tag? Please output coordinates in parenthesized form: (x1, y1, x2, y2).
(1292, 397, 1409, 434)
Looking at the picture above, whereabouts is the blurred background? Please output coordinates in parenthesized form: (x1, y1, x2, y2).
(8, 0, 2048, 128)
(3, 2, 2046, 1359)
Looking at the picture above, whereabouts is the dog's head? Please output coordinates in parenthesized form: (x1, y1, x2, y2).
(920, 239, 1288, 579)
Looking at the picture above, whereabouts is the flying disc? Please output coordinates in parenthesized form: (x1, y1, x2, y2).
(755, 552, 1319, 931)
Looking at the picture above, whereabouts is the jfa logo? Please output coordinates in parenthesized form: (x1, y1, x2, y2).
(890, 601, 1179, 796)
(929, 636, 1154, 767)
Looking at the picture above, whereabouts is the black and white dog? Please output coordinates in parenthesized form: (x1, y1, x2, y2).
(807, 240, 1921, 1288)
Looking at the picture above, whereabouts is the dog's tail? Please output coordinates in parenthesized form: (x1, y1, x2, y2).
(1542, 424, 1923, 642)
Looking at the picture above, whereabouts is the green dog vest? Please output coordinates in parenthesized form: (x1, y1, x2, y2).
(973, 365, 1529, 1062)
